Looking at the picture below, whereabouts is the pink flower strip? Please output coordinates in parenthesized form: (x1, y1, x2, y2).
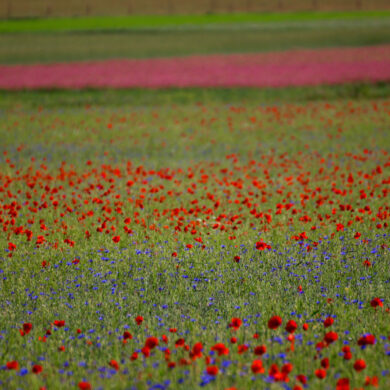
(1, 45, 390, 89)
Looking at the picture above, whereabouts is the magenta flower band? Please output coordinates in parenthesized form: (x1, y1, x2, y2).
(1, 45, 390, 89)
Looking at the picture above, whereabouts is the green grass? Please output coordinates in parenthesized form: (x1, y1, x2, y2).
(0, 87, 389, 389)
(1, 10, 390, 33)
(1, 24, 390, 64)
(2, 83, 390, 109)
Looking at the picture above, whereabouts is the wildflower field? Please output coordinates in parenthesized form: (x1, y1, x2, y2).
(0, 86, 389, 390)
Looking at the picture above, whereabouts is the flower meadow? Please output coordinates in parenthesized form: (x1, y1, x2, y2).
(1, 45, 390, 90)
(0, 94, 389, 390)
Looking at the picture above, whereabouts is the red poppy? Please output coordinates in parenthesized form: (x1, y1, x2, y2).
(123, 331, 132, 340)
(358, 334, 376, 346)
(135, 315, 144, 325)
(320, 357, 329, 369)
(370, 297, 383, 308)
(281, 363, 293, 374)
(175, 338, 185, 347)
(23, 322, 33, 335)
(78, 382, 92, 390)
(53, 320, 65, 327)
(234, 255, 240, 262)
(353, 359, 366, 372)
(256, 241, 271, 250)
(109, 360, 119, 371)
(190, 342, 203, 359)
(32, 364, 43, 374)
(324, 331, 338, 344)
(285, 319, 297, 333)
(8, 242, 16, 251)
(254, 345, 267, 355)
(251, 359, 265, 374)
(336, 378, 350, 390)
(315, 369, 326, 379)
(268, 315, 282, 329)
(302, 323, 309, 331)
(229, 317, 242, 330)
(323, 317, 334, 328)
(130, 352, 138, 361)
(211, 342, 229, 356)
(6, 361, 19, 370)
(296, 374, 307, 384)
(112, 235, 120, 243)
(145, 337, 159, 349)
(206, 365, 219, 376)
(237, 344, 248, 354)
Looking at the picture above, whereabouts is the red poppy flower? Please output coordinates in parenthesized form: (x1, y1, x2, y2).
(358, 334, 376, 346)
(175, 338, 185, 347)
(344, 351, 352, 360)
(234, 255, 240, 262)
(254, 345, 267, 355)
(130, 352, 138, 361)
(141, 346, 150, 357)
(251, 359, 265, 374)
(109, 360, 119, 371)
(190, 342, 203, 359)
(281, 363, 293, 374)
(285, 319, 297, 333)
(23, 322, 33, 334)
(370, 297, 383, 308)
(353, 359, 366, 372)
(237, 344, 248, 354)
(302, 323, 309, 331)
(296, 374, 307, 384)
(78, 382, 92, 390)
(135, 315, 144, 325)
(229, 317, 242, 330)
(53, 320, 65, 327)
(336, 378, 350, 390)
(321, 357, 329, 369)
(8, 242, 16, 251)
(112, 235, 120, 243)
(315, 369, 326, 379)
(6, 361, 19, 370)
(323, 317, 334, 328)
(32, 364, 43, 374)
(324, 331, 338, 344)
(123, 331, 132, 340)
(206, 365, 218, 376)
(145, 337, 159, 349)
(256, 241, 271, 250)
(268, 315, 282, 330)
(211, 342, 229, 356)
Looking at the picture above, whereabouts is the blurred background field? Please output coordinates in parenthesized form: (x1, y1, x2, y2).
(1, 0, 390, 18)
(1, 10, 390, 65)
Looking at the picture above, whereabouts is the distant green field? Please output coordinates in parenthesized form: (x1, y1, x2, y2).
(1, 10, 390, 33)
(2, 83, 390, 109)
(1, 21, 390, 64)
